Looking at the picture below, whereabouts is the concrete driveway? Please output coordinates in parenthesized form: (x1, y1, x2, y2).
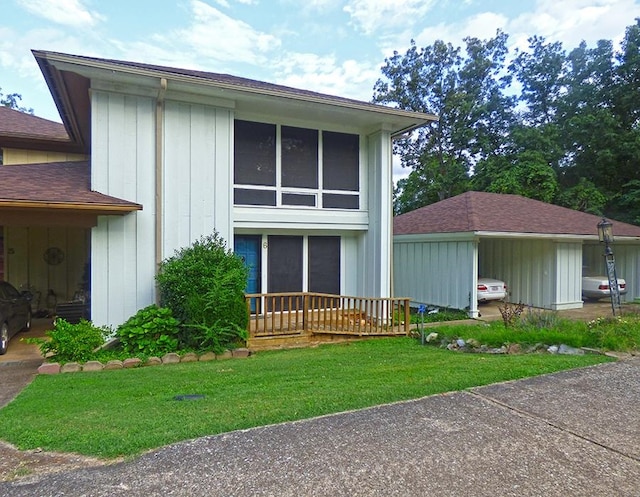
(1, 356, 638, 497)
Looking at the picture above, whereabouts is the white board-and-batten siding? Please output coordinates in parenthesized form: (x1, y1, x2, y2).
(393, 239, 476, 311)
(90, 92, 233, 327)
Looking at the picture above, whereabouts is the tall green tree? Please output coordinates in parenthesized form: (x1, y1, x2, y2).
(374, 32, 514, 214)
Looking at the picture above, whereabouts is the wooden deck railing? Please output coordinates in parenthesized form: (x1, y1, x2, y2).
(245, 292, 411, 339)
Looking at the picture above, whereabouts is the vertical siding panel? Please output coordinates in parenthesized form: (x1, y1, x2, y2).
(214, 109, 233, 244)
(135, 97, 156, 310)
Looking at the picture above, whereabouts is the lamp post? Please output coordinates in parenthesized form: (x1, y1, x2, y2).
(597, 217, 621, 316)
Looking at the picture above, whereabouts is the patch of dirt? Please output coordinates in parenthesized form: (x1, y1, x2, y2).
(0, 441, 115, 483)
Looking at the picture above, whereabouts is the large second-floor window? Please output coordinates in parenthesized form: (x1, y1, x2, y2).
(234, 120, 359, 209)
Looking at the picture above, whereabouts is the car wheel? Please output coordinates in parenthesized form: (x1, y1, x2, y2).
(22, 310, 32, 332)
(0, 323, 8, 355)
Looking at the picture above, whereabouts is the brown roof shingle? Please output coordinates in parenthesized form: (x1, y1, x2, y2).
(0, 106, 68, 142)
(0, 161, 141, 213)
(393, 191, 640, 238)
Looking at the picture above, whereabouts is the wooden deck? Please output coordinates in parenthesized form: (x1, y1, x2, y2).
(245, 293, 411, 349)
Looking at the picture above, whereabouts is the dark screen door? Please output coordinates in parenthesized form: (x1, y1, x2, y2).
(268, 236, 303, 310)
(308, 236, 340, 295)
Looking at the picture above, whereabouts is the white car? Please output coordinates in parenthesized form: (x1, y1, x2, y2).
(582, 276, 627, 300)
(477, 277, 507, 302)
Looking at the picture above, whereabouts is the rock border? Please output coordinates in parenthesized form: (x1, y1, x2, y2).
(37, 348, 252, 375)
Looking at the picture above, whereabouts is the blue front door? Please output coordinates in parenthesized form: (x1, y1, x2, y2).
(234, 235, 261, 312)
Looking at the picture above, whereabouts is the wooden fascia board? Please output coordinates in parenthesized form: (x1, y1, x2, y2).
(0, 200, 142, 215)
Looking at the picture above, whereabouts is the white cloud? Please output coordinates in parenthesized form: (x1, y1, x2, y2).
(166, 0, 281, 64)
(16, 0, 105, 28)
(274, 52, 379, 101)
(509, 0, 640, 49)
(344, 0, 436, 35)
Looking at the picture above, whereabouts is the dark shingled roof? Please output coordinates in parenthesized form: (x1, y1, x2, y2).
(393, 191, 640, 238)
(0, 161, 141, 212)
(0, 105, 68, 142)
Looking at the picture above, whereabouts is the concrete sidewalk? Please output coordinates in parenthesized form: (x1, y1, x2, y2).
(2, 357, 638, 497)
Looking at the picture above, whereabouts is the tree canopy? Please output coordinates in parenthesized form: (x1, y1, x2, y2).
(0, 87, 33, 114)
(376, 19, 640, 224)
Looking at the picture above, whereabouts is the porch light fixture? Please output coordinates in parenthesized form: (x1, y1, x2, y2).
(597, 217, 613, 246)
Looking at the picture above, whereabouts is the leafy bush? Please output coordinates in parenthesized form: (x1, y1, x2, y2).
(27, 319, 110, 363)
(116, 305, 180, 356)
(156, 232, 249, 353)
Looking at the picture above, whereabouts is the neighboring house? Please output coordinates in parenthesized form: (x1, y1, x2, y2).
(0, 106, 99, 312)
(3, 50, 436, 328)
(393, 191, 640, 317)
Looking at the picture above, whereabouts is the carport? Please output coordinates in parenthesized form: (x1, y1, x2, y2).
(0, 162, 141, 319)
(393, 192, 640, 317)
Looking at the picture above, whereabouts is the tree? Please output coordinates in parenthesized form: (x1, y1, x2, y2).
(0, 87, 33, 114)
(374, 32, 514, 214)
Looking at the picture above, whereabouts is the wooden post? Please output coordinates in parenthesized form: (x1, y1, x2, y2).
(404, 299, 411, 335)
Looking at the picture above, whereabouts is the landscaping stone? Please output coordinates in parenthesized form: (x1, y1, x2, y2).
(466, 338, 481, 348)
(123, 358, 143, 368)
(37, 363, 60, 375)
(104, 360, 123, 370)
(558, 344, 584, 355)
(162, 353, 181, 364)
(180, 353, 198, 363)
(82, 361, 105, 372)
(217, 350, 233, 360)
(146, 357, 162, 366)
(425, 332, 439, 343)
(199, 352, 217, 362)
(232, 348, 251, 358)
(60, 362, 81, 373)
(507, 343, 522, 354)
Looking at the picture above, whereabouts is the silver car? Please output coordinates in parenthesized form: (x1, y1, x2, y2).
(582, 276, 627, 300)
(477, 277, 507, 302)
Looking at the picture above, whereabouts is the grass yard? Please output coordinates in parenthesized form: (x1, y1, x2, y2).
(0, 337, 612, 459)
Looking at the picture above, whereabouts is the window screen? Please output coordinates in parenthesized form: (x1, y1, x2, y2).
(234, 120, 276, 186)
(308, 236, 340, 295)
(323, 193, 359, 209)
(234, 188, 276, 206)
(323, 131, 359, 191)
(282, 193, 316, 206)
(282, 126, 318, 188)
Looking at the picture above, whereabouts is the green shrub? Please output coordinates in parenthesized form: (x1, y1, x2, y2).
(116, 305, 180, 356)
(156, 232, 249, 353)
(517, 308, 563, 330)
(27, 319, 110, 363)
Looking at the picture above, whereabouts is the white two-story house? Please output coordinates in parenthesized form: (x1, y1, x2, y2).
(22, 50, 436, 328)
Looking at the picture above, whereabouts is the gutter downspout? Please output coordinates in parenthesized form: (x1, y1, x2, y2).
(155, 78, 167, 303)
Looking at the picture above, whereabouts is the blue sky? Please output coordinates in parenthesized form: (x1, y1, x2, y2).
(3, 0, 640, 124)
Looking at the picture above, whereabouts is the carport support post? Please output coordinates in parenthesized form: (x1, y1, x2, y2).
(597, 218, 621, 317)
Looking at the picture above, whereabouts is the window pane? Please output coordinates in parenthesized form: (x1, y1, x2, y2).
(323, 131, 359, 191)
(323, 193, 359, 209)
(234, 120, 276, 186)
(282, 193, 316, 206)
(234, 188, 276, 206)
(282, 126, 318, 188)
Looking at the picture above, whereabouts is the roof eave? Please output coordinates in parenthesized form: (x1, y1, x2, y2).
(33, 50, 438, 135)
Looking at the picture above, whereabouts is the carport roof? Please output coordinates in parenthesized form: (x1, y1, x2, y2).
(0, 106, 82, 154)
(0, 161, 142, 215)
(394, 191, 640, 238)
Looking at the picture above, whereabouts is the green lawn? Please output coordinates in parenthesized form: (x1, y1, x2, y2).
(0, 337, 612, 458)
